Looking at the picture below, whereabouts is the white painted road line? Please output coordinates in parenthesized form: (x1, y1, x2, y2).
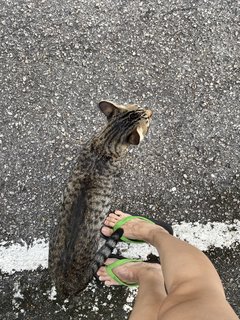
(0, 239, 49, 274)
(173, 220, 240, 251)
(0, 220, 239, 275)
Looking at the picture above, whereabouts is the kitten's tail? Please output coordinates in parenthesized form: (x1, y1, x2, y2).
(90, 228, 124, 275)
(53, 229, 124, 296)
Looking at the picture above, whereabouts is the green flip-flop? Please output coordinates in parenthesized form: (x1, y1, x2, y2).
(112, 214, 173, 243)
(106, 258, 143, 287)
(101, 213, 173, 243)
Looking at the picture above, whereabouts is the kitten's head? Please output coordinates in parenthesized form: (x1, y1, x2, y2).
(98, 100, 152, 146)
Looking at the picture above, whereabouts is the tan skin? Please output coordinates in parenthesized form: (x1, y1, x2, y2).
(97, 210, 238, 320)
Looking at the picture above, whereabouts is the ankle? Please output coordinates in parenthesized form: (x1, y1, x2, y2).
(148, 225, 170, 246)
(137, 263, 162, 282)
(136, 223, 157, 243)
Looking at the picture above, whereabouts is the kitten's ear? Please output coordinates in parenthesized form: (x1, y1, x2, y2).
(128, 127, 143, 145)
(98, 101, 119, 119)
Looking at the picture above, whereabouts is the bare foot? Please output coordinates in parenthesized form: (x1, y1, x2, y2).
(101, 210, 167, 243)
(97, 258, 163, 286)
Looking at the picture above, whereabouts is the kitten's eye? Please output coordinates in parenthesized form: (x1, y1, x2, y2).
(129, 113, 136, 120)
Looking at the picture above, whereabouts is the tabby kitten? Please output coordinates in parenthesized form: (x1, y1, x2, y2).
(48, 100, 152, 296)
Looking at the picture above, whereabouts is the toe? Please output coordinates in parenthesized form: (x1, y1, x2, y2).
(115, 210, 131, 219)
(108, 213, 119, 222)
(104, 219, 115, 227)
(105, 210, 130, 227)
(101, 226, 113, 237)
(105, 280, 118, 286)
(104, 280, 112, 287)
(114, 210, 125, 216)
(99, 275, 111, 282)
(97, 266, 107, 276)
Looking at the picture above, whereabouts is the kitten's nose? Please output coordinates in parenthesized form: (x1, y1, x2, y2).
(146, 109, 153, 118)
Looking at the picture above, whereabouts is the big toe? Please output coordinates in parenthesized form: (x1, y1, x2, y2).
(101, 226, 113, 237)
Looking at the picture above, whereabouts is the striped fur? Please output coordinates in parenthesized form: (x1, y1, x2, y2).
(48, 101, 152, 296)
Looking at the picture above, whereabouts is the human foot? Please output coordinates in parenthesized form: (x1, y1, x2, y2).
(97, 258, 162, 286)
(101, 210, 169, 243)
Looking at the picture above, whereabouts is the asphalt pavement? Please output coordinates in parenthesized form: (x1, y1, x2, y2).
(0, 0, 239, 319)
